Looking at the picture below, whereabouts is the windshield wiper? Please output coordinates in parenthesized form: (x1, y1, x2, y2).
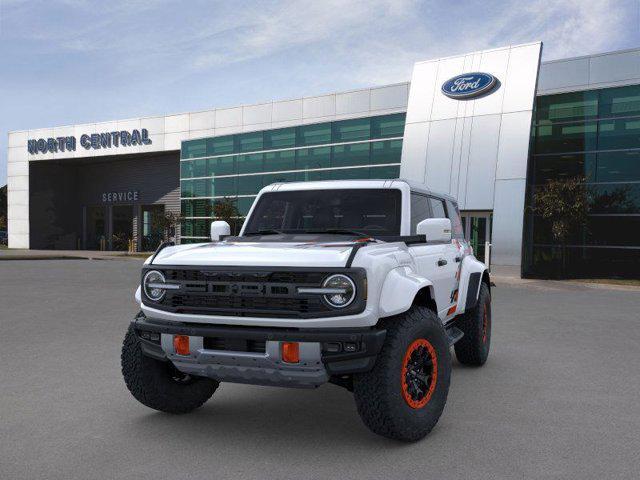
(304, 229, 372, 238)
(243, 229, 286, 236)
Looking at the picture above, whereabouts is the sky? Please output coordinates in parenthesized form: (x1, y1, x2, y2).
(1, 0, 640, 186)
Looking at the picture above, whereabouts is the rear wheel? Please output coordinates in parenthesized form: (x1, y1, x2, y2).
(121, 326, 218, 414)
(454, 282, 491, 366)
(353, 306, 451, 442)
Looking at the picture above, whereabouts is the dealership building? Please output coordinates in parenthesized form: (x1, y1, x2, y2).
(6, 42, 640, 278)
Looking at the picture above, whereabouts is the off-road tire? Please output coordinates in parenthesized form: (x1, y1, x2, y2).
(353, 306, 451, 442)
(121, 326, 218, 413)
(454, 282, 491, 366)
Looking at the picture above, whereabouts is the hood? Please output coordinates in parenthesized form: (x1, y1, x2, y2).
(151, 240, 357, 268)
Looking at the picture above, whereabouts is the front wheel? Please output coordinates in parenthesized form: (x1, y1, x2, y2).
(121, 326, 219, 414)
(353, 306, 451, 442)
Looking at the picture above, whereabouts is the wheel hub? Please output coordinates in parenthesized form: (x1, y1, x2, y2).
(401, 339, 438, 409)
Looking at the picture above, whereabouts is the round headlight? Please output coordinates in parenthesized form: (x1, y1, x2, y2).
(143, 270, 166, 302)
(323, 274, 356, 308)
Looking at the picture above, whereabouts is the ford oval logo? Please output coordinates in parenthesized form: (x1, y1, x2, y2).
(441, 72, 497, 99)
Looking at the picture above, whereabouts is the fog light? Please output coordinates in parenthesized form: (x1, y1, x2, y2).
(281, 342, 300, 363)
(173, 335, 190, 356)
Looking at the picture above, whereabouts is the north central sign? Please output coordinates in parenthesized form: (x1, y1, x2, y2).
(441, 72, 497, 99)
(27, 128, 152, 155)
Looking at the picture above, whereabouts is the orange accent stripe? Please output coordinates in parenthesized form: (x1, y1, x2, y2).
(447, 304, 457, 316)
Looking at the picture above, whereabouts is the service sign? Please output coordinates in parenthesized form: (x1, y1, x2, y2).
(27, 129, 152, 155)
(441, 72, 497, 99)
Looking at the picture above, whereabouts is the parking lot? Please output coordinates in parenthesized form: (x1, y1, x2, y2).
(1, 259, 639, 479)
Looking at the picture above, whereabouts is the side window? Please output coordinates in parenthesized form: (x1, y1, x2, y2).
(428, 197, 447, 218)
(410, 193, 430, 234)
(446, 200, 464, 239)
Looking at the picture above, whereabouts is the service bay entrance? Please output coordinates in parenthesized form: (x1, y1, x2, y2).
(82, 204, 165, 252)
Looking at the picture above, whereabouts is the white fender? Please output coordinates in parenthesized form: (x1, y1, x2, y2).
(379, 266, 434, 318)
(135, 285, 142, 304)
(455, 256, 488, 315)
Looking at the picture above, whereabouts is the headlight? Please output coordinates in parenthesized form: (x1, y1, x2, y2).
(322, 274, 356, 308)
(143, 270, 166, 302)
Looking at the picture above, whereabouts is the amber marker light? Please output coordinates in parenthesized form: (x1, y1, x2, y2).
(281, 342, 300, 363)
(173, 335, 190, 356)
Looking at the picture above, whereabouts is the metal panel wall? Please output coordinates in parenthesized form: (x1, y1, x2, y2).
(400, 43, 542, 266)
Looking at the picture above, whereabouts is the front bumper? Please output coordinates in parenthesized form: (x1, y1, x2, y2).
(132, 313, 386, 389)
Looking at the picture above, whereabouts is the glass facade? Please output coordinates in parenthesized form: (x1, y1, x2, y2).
(524, 85, 640, 278)
(180, 113, 405, 241)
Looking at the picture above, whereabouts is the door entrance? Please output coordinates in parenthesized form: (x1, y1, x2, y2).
(112, 205, 134, 251)
(86, 206, 107, 250)
(461, 211, 492, 263)
(140, 205, 165, 251)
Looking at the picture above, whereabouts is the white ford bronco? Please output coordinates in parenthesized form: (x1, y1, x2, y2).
(122, 179, 491, 441)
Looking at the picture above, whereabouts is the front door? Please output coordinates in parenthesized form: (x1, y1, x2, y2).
(461, 212, 492, 263)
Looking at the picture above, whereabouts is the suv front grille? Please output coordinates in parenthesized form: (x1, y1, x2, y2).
(144, 267, 366, 319)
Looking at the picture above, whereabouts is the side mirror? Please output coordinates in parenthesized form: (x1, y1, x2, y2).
(210, 221, 230, 241)
(416, 218, 452, 243)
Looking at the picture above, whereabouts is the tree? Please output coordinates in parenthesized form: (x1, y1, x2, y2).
(533, 177, 589, 277)
(212, 197, 241, 234)
(150, 210, 183, 246)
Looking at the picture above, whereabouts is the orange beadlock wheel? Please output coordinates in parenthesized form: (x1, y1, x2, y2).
(401, 338, 438, 409)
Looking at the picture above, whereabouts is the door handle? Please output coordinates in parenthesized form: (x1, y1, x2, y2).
(455, 256, 462, 263)
(437, 259, 447, 267)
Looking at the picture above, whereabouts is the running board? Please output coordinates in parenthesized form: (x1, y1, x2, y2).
(446, 327, 464, 346)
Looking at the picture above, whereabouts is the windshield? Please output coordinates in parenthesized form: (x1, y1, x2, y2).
(243, 189, 402, 237)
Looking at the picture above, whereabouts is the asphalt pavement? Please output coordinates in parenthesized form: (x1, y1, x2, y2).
(1, 259, 639, 479)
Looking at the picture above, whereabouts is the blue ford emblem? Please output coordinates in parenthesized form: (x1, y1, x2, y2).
(441, 72, 497, 99)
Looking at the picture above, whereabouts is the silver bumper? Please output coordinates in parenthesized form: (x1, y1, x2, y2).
(162, 334, 329, 388)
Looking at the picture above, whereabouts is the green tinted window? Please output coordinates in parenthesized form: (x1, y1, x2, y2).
(534, 122, 598, 154)
(595, 151, 640, 182)
(371, 113, 406, 138)
(237, 197, 256, 216)
(598, 119, 640, 150)
(297, 124, 331, 146)
(262, 172, 296, 186)
(180, 159, 207, 178)
(182, 219, 210, 237)
(192, 179, 208, 197)
(369, 165, 400, 179)
(238, 132, 263, 153)
(531, 153, 597, 184)
(207, 136, 235, 156)
(181, 139, 206, 159)
(599, 84, 640, 118)
(371, 139, 402, 164)
(209, 156, 236, 176)
(295, 169, 330, 182)
(329, 167, 369, 180)
(181, 199, 212, 217)
(211, 177, 237, 197)
(332, 143, 370, 167)
(237, 153, 263, 174)
(264, 128, 296, 149)
(296, 147, 331, 170)
(264, 150, 295, 172)
(332, 118, 370, 142)
(535, 91, 598, 124)
(180, 180, 193, 198)
(237, 175, 263, 195)
(180, 161, 192, 178)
